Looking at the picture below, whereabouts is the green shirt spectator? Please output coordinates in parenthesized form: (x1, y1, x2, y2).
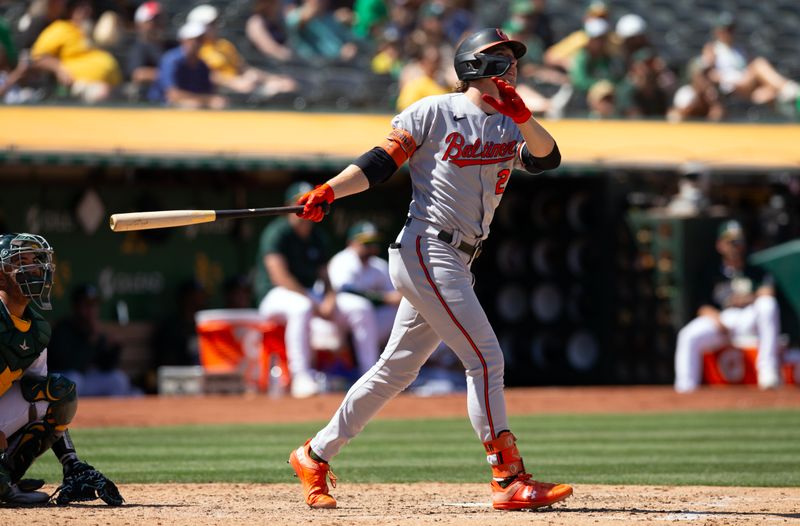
(0, 17, 17, 67)
(569, 18, 623, 93)
(352, 0, 388, 39)
(254, 216, 331, 301)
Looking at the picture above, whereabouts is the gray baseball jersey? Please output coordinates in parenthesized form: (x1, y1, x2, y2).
(311, 91, 545, 459)
(396, 93, 528, 241)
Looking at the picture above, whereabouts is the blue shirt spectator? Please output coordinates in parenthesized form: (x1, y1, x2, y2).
(149, 45, 213, 102)
(147, 21, 227, 109)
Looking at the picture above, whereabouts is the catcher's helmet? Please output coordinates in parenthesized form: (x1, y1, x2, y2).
(454, 28, 527, 81)
(0, 233, 55, 310)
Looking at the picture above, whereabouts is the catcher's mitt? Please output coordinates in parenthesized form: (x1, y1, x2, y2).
(52, 462, 124, 506)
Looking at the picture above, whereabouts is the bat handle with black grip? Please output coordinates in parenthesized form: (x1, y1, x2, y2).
(215, 203, 329, 220)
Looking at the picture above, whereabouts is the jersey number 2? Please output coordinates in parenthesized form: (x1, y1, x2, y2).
(495, 169, 510, 195)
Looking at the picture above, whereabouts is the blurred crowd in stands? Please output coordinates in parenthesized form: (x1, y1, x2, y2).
(0, 0, 798, 120)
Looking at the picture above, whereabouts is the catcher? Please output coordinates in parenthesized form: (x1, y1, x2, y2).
(0, 233, 123, 506)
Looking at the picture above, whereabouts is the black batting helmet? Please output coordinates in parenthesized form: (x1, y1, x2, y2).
(454, 28, 527, 81)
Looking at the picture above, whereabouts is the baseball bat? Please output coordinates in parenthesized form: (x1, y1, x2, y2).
(109, 205, 313, 232)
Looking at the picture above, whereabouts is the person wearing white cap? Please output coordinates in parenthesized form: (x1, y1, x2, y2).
(186, 4, 219, 27)
(615, 13, 647, 63)
(187, 4, 297, 101)
(543, 0, 620, 70)
(612, 13, 677, 117)
(127, 1, 167, 99)
(615, 13, 646, 40)
(148, 18, 228, 108)
(568, 17, 624, 94)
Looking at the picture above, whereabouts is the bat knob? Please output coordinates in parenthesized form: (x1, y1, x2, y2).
(321, 202, 331, 215)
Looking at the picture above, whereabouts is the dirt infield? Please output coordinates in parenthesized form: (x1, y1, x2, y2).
(5, 483, 800, 526)
(3, 386, 799, 525)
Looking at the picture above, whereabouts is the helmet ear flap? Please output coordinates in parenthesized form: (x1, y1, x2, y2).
(462, 57, 481, 78)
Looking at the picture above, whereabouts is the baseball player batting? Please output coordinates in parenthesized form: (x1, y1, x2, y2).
(289, 28, 571, 511)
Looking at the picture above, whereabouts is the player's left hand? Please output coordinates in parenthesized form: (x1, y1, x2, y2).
(481, 77, 532, 124)
(297, 184, 334, 222)
(52, 461, 124, 506)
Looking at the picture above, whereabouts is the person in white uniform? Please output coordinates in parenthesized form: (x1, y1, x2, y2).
(286, 28, 572, 511)
(255, 184, 381, 398)
(327, 221, 401, 350)
(674, 220, 782, 392)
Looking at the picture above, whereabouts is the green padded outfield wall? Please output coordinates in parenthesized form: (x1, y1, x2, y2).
(615, 212, 726, 384)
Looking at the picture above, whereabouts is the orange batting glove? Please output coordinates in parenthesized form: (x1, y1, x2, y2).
(481, 77, 532, 124)
(297, 183, 334, 222)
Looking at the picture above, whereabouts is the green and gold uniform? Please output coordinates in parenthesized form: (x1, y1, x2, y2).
(0, 304, 51, 398)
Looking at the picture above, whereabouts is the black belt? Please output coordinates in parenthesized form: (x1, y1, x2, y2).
(436, 230, 482, 259)
(404, 217, 482, 258)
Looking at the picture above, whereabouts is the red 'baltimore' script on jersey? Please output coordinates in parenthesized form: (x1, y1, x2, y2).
(441, 132, 518, 167)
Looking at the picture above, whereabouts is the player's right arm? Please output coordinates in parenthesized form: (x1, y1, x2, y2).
(328, 125, 419, 199)
(297, 126, 417, 221)
(323, 164, 371, 201)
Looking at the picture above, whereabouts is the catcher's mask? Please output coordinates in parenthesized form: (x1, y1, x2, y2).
(0, 233, 55, 310)
(454, 28, 527, 81)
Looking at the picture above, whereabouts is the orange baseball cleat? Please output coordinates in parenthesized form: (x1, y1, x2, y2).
(288, 440, 337, 509)
(491, 473, 573, 510)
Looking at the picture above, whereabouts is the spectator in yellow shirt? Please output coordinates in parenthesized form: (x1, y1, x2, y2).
(30, 0, 121, 103)
(187, 4, 297, 101)
(395, 46, 449, 111)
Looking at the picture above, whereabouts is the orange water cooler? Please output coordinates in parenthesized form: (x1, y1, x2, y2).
(703, 345, 797, 386)
(195, 309, 289, 393)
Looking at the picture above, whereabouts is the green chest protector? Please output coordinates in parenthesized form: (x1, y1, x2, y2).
(0, 305, 51, 397)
